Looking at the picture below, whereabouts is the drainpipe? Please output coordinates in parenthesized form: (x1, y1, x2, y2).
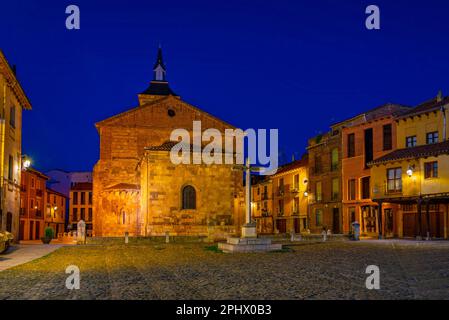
(441, 105, 447, 141)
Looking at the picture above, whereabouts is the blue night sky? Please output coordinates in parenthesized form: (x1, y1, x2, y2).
(1, 0, 449, 171)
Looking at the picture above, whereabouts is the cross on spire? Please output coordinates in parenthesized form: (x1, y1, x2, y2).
(153, 46, 166, 81)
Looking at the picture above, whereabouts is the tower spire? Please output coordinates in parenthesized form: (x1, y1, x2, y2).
(153, 46, 166, 81)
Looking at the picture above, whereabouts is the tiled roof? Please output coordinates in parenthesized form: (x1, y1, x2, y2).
(273, 155, 308, 176)
(47, 188, 67, 198)
(332, 103, 411, 127)
(105, 183, 140, 191)
(141, 81, 177, 96)
(145, 141, 233, 154)
(369, 140, 449, 165)
(71, 182, 92, 191)
(397, 96, 449, 119)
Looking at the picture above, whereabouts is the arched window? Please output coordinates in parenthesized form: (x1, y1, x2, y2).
(122, 211, 126, 225)
(182, 185, 196, 210)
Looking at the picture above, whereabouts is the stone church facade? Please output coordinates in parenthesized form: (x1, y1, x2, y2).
(93, 48, 243, 238)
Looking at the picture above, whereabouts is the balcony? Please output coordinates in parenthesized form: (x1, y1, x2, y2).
(290, 187, 299, 194)
(20, 207, 26, 216)
(36, 210, 42, 217)
(261, 193, 269, 200)
(36, 189, 43, 197)
(277, 188, 285, 197)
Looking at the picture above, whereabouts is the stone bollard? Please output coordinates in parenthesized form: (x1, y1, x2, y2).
(322, 231, 327, 242)
(165, 231, 170, 244)
(125, 231, 129, 244)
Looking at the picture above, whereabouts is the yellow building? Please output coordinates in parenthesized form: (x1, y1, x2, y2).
(0, 50, 32, 240)
(370, 94, 449, 239)
(251, 177, 274, 234)
(45, 188, 66, 236)
(271, 156, 309, 234)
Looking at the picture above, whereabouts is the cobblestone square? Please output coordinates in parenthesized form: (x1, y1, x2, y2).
(1, 241, 449, 300)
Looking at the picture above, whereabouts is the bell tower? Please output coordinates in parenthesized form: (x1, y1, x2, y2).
(138, 46, 179, 105)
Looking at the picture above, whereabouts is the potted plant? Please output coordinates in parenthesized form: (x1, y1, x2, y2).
(41, 227, 55, 244)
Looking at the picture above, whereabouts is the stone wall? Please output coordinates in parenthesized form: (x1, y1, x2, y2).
(140, 150, 243, 239)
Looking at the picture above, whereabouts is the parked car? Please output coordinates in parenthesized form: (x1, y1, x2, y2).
(0, 231, 13, 254)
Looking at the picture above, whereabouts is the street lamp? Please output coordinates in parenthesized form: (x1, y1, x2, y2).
(22, 156, 31, 169)
(407, 165, 415, 177)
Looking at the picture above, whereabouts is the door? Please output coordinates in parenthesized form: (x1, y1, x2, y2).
(294, 218, 301, 233)
(332, 208, 340, 234)
(30, 221, 34, 240)
(276, 219, 287, 233)
(35, 221, 40, 240)
(403, 213, 416, 238)
(19, 220, 25, 240)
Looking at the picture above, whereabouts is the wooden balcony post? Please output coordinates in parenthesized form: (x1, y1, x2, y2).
(425, 200, 431, 240)
(417, 197, 423, 240)
(377, 201, 383, 239)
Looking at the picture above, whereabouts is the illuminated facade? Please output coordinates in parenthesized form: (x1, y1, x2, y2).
(45, 188, 66, 236)
(0, 50, 32, 240)
(370, 94, 449, 239)
(251, 177, 274, 234)
(19, 168, 47, 240)
(93, 48, 243, 237)
(340, 104, 410, 237)
(271, 157, 309, 234)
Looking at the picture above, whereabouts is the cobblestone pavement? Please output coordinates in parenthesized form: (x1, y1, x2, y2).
(1, 241, 449, 300)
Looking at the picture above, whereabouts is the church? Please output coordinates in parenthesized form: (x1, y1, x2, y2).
(92, 48, 244, 238)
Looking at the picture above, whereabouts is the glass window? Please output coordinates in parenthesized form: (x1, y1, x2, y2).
(426, 132, 439, 144)
(383, 124, 392, 151)
(73, 192, 78, 205)
(316, 182, 322, 202)
(315, 155, 322, 174)
(332, 178, 339, 201)
(182, 185, 196, 209)
(315, 209, 323, 226)
(406, 136, 417, 148)
(347, 134, 355, 158)
(9, 105, 15, 129)
(348, 179, 356, 200)
(331, 148, 339, 171)
(73, 208, 78, 222)
(424, 161, 438, 179)
(294, 174, 299, 189)
(8, 155, 13, 181)
(361, 176, 370, 199)
(387, 168, 402, 192)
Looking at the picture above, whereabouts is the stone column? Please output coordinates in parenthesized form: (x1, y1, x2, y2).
(242, 158, 256, 238)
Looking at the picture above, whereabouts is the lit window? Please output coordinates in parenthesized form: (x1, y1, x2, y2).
(387, 168, 402, 193)
(315, 209, 323, 226)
